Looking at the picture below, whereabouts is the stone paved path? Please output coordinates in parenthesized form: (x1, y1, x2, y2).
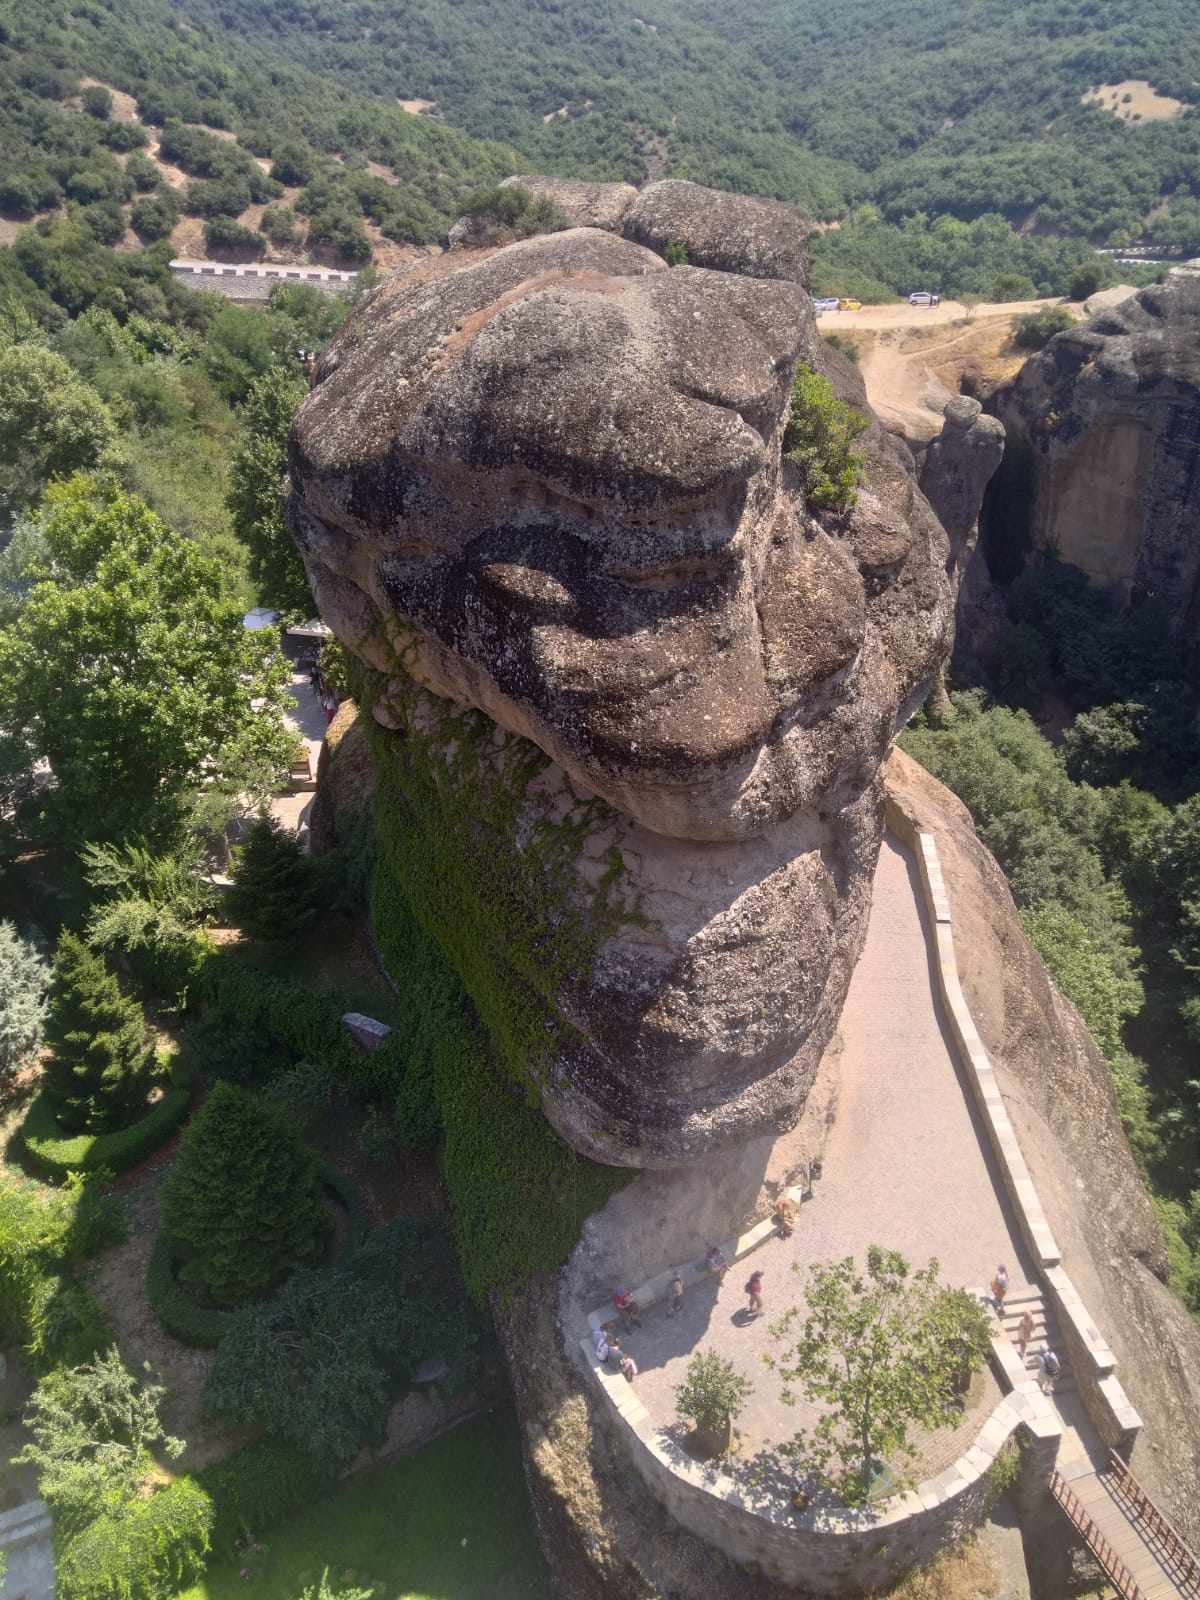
(628, 836, 1037, 1463)
(269, 671, 326, 841)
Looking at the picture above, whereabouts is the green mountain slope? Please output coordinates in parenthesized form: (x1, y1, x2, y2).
(180, 0, 1200, 241)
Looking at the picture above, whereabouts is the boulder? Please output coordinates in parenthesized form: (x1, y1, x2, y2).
(621, 178, 812, 282)
(286, 220, 955, 1167)
(499, 174, 637, 232)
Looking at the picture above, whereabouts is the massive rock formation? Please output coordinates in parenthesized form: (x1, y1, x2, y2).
(982, 259, 1200, 626)
(285, 201, 974, 1168)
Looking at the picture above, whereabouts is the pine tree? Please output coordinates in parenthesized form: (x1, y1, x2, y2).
(160, 1081, 330, 1306)
(225, 812, 317, 943)
(0, 921, 49, 1081)
(41, 933, 156, 1133)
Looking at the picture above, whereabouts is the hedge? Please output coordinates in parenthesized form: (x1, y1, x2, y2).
(146, 1166, 367, 1347)
(56, 1477, 213, 1600)
(21, 1055, 194, 1181)
(197, 960, 360, 1074)
(193, 1438, 327, 1549)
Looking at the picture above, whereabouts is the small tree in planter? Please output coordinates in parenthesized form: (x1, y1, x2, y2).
(41, 933, 157, 1132)
(674, 1350, 753, 1458)
(160, 1081, 329, 1306)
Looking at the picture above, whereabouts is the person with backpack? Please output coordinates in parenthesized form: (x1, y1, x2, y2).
(1038, 1344, 1061, 1394)
(745, 1269, 764, 1318)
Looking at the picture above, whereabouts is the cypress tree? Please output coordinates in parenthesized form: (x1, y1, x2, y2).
(41, 933, 156, 1132)
(225, 812, 317, 943)
(160, 1081, 329, 1306)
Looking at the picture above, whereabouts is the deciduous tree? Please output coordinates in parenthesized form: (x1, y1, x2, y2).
(769, 1246, 991, 1505)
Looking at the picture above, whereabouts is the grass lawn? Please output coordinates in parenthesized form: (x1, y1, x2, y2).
(177, 1412, 553, 1600)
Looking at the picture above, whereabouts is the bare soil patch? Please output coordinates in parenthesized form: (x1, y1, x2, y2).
(78, 78, 141, 121)
(397, 98, 437, 114)
(1082, 80, 1184, 122)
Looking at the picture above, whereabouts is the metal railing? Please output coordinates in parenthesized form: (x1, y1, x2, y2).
(1106, 1450, 1200, 1597)
(1050, 1470, 1145, 1600)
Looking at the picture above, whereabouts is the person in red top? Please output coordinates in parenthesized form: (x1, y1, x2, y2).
(745, 1270, 764, 1318)
(613, 1288, 641, 1330)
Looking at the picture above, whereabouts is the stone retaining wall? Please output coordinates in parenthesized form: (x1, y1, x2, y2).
(885, 801, 1142, 1458)
(168, 261, 356, 301)
(0, 1499, 53, 1600)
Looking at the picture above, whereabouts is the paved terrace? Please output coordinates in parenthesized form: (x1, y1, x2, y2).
(613, 836, 1037, 1470)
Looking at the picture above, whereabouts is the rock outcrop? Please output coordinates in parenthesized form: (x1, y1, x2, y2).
(981, 259, 1200, 626)
(498, 173, 638, 232)
(286, 207, 969, 1168)
(919, 395, 1005, 595)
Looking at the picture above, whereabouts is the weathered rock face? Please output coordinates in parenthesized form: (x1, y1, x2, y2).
(621, 178, 812, 283)
(498, 174, 638, 232)
(919, 395, 1005, 595)
(286, 212, 961, 1166)
(983, 259, 1200, 624)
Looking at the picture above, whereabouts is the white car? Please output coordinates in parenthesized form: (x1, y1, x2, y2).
(813, 296, 841, 312)
(908, 291, 941, 307)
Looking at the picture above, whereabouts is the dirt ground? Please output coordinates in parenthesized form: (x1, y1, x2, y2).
(1082, 79, 1184, 122)
(823, 300, 1086, 441)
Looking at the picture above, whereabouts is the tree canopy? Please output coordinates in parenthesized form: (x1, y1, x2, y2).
(0, 475, 295, 848)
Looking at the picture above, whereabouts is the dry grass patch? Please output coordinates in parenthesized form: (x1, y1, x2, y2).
(873, 1535, 1001, 1599)
(1082, 80, 1184, 121)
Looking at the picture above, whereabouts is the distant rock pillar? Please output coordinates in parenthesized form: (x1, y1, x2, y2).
(920, 395, 1006, 597)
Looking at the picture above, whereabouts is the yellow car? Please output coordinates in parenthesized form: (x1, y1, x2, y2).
(838, 297, 862, 310)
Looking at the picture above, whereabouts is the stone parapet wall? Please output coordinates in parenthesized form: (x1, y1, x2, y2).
(168, 260, 356, 301)
(884, 799, 1143, 1460)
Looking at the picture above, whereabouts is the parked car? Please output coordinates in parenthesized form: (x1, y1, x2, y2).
(908, 290, 942, 307)
(813, 296, 841, 312)
(838, 297, 862, 310)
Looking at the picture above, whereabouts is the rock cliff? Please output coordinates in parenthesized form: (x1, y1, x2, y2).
(981, 259, 1200, 626)
(285, 199, 972, 1168)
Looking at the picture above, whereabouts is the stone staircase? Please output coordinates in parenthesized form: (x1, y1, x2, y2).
(1000, 1290, 1076, 1394)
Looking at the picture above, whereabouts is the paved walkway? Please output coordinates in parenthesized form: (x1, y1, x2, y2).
(270, 671, 326, 841)
(628, 836, 1037, 1464)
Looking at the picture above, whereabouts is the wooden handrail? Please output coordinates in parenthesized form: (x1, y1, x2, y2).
(1106, 1450, 1200, 1596)
(1050, 1471, 1146, 1600)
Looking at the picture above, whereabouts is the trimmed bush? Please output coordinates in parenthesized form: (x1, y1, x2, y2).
(21, 1055, 193, 1181)
(160, 1082, 330, 1306)
(56, 1477, 213, 1600)
(197, 959, 359, 1076)
(147, 1163, 365, 1346)
(194, 1438, 326, 1548)
(42, 933, 157, 1133)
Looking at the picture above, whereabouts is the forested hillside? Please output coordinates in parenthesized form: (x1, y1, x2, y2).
(182, 0, 1200, 266)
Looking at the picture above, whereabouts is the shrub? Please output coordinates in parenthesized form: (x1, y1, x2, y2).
(261, 203, 299, 246)
(130, 197, 179, 242)
(56, 1477, 212, 1600)
(226, 813, 318, 943)
(41, 934, 158, 1134)
(203, 217, 265, 255)
(14, 1347, 184, 1534)
(203, 1215, 474, 1470)
(0, 1177, 117, 1372)
(21, 1056, 192, 1180)
(81, 85, 113, 119)
(822, 331, 860, 364)
(783, 363, 867, 511)
(195, 959, 360, 1074)
(160, 1081, 330, 1306)
(185, 1007, 297, 1085)
(454, 185, 567, 246)
(194, 1438, 326, 1548)
(1012, 306, 1074, 350)
(0, 919, 49, 1080)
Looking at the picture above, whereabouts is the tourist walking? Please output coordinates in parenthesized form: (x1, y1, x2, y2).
(991, 1263, 1009, 1308)
(619, 1353, 638, 1383)
(666, 1271, 684, 1317)
(1017, 1308, 1035, 1361)
(593, 1324, 613, 1363)
(745, 1269, 764, 1318)
(1038, 1344, 1061, 1395)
